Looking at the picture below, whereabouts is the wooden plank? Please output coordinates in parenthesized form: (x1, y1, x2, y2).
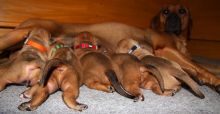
(188, 0, 220, 41)
(187, 40, 220, 60)
(0, 28, 13, 36)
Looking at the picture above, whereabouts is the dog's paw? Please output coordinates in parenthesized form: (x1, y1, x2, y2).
(192, 77, 204, 86)
(74, 103, 88, 111)
(18, 102, 36, 111)
(107, 86, 115, 93)
(133, 94, 144, 102)
(171, 89, 178, 96)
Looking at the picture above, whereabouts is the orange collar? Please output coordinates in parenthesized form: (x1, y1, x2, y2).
(26, 40, 47, 53)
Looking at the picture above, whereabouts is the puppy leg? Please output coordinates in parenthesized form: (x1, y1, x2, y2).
(141, 73, 177, 96)
(18, 86, 49, 111)
(123, 83, 144, 102)
(85, 78, 114, 93)
(61, 84, 88, 111)
(20, 84, 40, 99)
(141, 77, 171, 96)
(155, 47, 220, 93)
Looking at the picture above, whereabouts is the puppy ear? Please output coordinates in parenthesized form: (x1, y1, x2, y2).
(150, 13, 161, 29)
(187, 12, 193, 40)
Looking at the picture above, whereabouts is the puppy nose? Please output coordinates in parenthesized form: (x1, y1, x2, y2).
(165, 13, 182, 35)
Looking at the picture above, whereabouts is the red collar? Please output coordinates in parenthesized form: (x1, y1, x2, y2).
(26, 40, 47, 53)
(74, 43, 98, 50)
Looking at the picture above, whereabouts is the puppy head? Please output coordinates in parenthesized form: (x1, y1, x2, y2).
(151, 4, 192, 38)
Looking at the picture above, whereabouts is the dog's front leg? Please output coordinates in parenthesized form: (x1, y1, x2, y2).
(0, 28, 31, 51)
(155, 47, 220, 94)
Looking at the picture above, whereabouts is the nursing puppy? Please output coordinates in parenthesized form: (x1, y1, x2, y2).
(111, 53, 166, 101)
(0, 18, 219, 94)
(0, 28, 50, 91)
(72, 32, 136, 99)
(19, 39, 87, 111)
(116, 38, 204, 98)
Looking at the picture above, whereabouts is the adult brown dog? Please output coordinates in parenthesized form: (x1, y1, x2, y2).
(150, 4, 192, 57)
(116, 38, 204, 98)
(19, 39, 87, 111)
(0, 28, 50, 91)
(0, 18, 219, 94)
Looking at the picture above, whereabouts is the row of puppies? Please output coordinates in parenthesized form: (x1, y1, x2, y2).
(0, 18, 220, 94)
(0, 28, 134, 111)
(17, 31, 158, 111)
(16, 30, 204, 111)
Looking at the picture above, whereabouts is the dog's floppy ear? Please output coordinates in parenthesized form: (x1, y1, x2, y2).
(150, 12, 161, 30)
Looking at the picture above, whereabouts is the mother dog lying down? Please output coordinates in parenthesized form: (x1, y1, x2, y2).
(0, 18, 219, 94)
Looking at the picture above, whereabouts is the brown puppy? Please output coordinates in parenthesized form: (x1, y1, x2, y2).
(0, 28, 50, 91)
(72, 32, 137, 100)
(0, 19, 219, 94)
(111, 53, 166, 101)
(116, 38, 204, 98)
(19, 39, 87, 111)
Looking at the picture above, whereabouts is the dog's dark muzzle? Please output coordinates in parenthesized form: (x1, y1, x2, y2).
(165, 13, 182, 36)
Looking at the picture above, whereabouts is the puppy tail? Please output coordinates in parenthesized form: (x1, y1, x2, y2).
(40, 58, 65, 86)
(105, 69, 136, 99)
(171, 68, 205, 99)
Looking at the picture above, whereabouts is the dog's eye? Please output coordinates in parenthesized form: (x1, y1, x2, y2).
(162, 9, 170, 15)
(179, 8, 186, 15)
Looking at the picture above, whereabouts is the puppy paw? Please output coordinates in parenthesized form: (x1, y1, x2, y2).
(74, 103, 88, 111)
(107, 86, 115, 93)
(19, 92, 31, 99)
(133, 95, 144, 102)
(18, 102, 36, 111)
(171, 89, 177, 96)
